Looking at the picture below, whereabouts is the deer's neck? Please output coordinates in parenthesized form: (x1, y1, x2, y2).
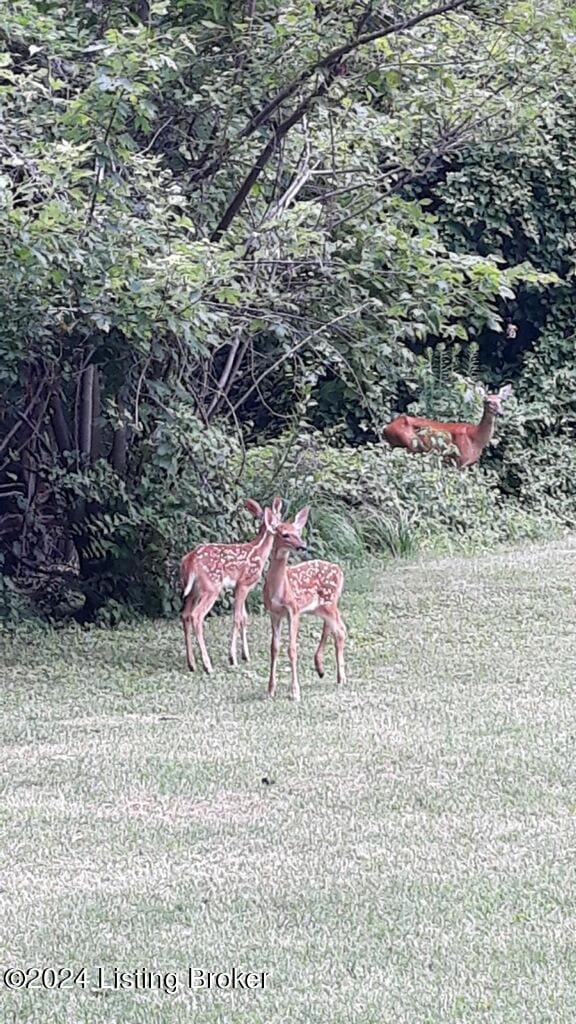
(264, 546, 290, 603)
(472, 404, 495, 449)
(251, 526, 275, 564)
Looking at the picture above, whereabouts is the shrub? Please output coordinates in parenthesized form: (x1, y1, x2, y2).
(497, 432, 576, 524)
(0, 573, 38, 625)
(46, 411, 246, 620)
(240, 430, 563, 560)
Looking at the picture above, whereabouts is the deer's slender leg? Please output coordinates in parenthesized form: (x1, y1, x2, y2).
(268, 614, 283, 698)
(332, 607, 347, 687)
(287, 610, 301, 702)
(230, 585, 249, 667)
(314, 622, 330, 678)
(181, 587, 198, 672)
(240, 594, 251, 663)
(192, 589, 220, 674)
(316, 603, 347, 686)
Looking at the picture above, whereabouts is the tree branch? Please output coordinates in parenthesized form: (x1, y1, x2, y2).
(85, 92, 124, 227)
(243, 0, 472, 140)
(0, 376, 47, 458)
(208, 0, 473, 239)
(206, 331, 245, 419)
(231, 305, 369, 414)
(210, 79, 331, 241)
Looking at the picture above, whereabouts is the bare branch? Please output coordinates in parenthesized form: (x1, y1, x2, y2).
(231, 305, 370, 414)
(206, 330, 245, 419)
(0, 376, 47, 458)
(210, 78, 331, 241)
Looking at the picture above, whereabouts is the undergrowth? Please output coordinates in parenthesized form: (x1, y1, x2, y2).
(240, 430, 564, 563)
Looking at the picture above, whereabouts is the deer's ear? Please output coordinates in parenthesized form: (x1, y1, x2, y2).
(499, 384, 513, 400)
(244, 498, 264, 520)
(271, 496, 283, 515)
(293, 505, 310, 532)
(263, 507, 275, 531)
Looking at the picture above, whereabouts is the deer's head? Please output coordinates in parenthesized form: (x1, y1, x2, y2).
(245, 496, 283, 533)
(265, 505, 310, 552)
(483, 383, 513, 417)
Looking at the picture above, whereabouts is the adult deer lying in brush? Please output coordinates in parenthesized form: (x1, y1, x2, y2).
(263, 506, 346, 703)
(180, 497, 282, 674)
(383, 384, 513, 468)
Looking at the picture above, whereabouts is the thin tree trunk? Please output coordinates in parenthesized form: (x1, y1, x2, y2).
(110, 398, 128, 476)
(91, 367, 101, 462)
(50, 392, 72, 453)
(209, 337, 251, 419)
(206, 334, 244, 420)
(79, 364, 95, 458)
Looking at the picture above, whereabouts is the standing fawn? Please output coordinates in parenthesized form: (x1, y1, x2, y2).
(383, 384, 513, 468)
(180, 497, 283, 674)
(263, 506, 346, 702)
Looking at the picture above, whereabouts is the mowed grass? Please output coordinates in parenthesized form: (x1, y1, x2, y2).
(2, 540, 576, 1024)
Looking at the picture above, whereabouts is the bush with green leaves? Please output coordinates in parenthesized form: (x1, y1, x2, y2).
(241, 430, 563, 563)
(0, 572, 38, 626)
(45, 412, 245, 622)
(1, 1, 575, 621)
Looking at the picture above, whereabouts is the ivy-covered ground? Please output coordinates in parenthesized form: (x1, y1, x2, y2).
(2, 540, 576, 1023)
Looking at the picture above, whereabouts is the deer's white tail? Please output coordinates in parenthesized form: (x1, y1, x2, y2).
(182, 572, 196, 598)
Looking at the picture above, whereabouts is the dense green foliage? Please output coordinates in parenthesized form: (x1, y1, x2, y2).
(1, 1, 575, 619)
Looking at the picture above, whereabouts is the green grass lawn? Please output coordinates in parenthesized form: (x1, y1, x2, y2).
(2, 539, 576, 1023)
